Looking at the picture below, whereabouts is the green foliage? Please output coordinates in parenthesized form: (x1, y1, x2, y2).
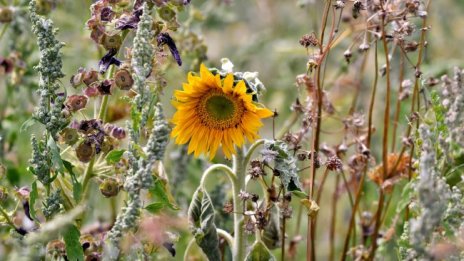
(245, 241, 276, 261)
(62, 225, 84, 261)
(187, 188, 221, 261)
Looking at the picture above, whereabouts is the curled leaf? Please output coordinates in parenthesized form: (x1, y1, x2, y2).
(187, 188, 221, 261)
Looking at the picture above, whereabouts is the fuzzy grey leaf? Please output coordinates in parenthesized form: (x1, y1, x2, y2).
(245, 241, 276, 261)
(187, 188, 221, 261)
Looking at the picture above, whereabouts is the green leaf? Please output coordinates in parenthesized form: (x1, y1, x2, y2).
(29, 181, 38, 220)
(149, 179, 179, 210)
(63, 160, 82, 202)
(396, 181, 414, 213)
(245, 241, 276, 261)
(187, 188, 221, 261)
(262, 140, 302, 191)
(105, 149, 126, 164)
(262, 206, 281, 250)
(291, 190, 308, 199)
(20, 117, 37, 133)
(48, 137, 64, 173)
(62, 225, 84, 261)
(145, 202, 165, 214)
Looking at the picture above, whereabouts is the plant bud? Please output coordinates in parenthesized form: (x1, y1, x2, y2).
(0, 7, 13, 23)
(83, 69, 99, 86)
(76, 141, 95, 163)
(58, 128, 79, 145)
(114, 69, 133, 90)
(101, 33, 122, 50)
(99, 178, 120, 197)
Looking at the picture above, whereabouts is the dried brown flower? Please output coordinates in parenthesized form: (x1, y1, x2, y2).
(299, 33, 318, 48)
(66, 95, 88, 112)
(368, 154, 411, 189)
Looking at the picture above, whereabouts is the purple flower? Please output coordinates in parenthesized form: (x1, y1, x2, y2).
(98, 49, 121, 74)
(157, 32, 182, 66)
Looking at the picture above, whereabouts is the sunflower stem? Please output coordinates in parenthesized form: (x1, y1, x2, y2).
(232, 147, 247, 261)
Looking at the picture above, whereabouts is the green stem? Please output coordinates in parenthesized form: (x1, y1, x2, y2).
(232, 148, 246, 261)
(0, 24, 9, 42)
(0, 207, 15, 229)
(217, 228, 234, 248)
(199, 164, 236, 189)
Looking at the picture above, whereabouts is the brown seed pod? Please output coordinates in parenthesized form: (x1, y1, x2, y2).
(83, 85, 99, 97)
(76, 141, 95, 163)
(83, 69, 99, 86)
(114, 69, 134, 90)
(65, 95, 88, 112)
(99, 178, 120, 198)
(58, 128, 79, 146)
(70, 71, 84, 88)
(0, 7, 13, 23)
(101, 33, 122, 50)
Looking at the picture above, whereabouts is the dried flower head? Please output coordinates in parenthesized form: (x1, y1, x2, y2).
(326, 155, 343, 172)
(368, 154, 411, 189)
(299, 33, 318, 48)
(114, 69, 134, 90)
(76, 141, 96, 163)
(65, 95, 88, 112)
(99, 178, 120, 198)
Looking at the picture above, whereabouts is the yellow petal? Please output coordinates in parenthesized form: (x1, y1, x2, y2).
(223, 73, 234, 93)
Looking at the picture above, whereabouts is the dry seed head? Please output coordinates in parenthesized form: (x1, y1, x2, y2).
(101, 33, 122, 50)
(83, 69, 99, 86)
(99, 178, 120, 198)
(66, 95, 88, 112)
(114, 69, 134, 90)
(76, 141, 96, 163)
(368, 154, 411, 187)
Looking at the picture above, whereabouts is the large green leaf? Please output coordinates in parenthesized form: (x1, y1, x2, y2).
(62, 225, 84, 261)
(149, 179, 179, 211)
(245, 241, 276, 261)
(187, 188, 221, 261)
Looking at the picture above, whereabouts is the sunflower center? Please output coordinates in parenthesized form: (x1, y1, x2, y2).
(197, 90, 245, 129)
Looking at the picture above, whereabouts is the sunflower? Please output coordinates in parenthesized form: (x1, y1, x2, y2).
(171, 64, 274, 159)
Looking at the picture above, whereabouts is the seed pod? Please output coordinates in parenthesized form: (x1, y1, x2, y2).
(158, 6, 176, 21)
(0, 186, 8, 202)
(99, 178, 120, 198)
(101, 33, 122, 50)
(83, 85, 99, 97)
(76, 141, 95, 163)
(83, 69, 99, 86)
(0, 7, 13, 24)
(35, 0, 53, 15)
(70, 71, 84, 88)
(114, 69, 133, 90)
(66, 95, 88, 112)
(58, 128, 79, 146)
(100, 136, 117, 154)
